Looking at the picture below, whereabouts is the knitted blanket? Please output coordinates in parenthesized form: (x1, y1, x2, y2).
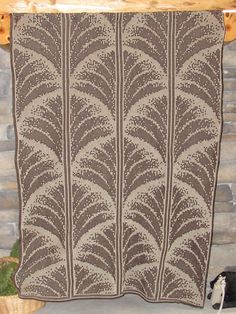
(11, 11, 224, 307)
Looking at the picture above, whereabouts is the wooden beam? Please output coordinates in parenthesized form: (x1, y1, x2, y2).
(0, 14, 10, 45)
(0, 1, 236, 45)
(0, 0, 236, 13)
(224, 12, 236, 42)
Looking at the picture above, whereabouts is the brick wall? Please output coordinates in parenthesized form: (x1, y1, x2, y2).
(0, 40, 236, 280)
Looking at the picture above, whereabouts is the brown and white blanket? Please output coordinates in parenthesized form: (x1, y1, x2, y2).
(11, 11, 224, 306)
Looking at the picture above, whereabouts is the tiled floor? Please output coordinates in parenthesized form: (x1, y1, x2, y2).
(37, 294, 235, 314)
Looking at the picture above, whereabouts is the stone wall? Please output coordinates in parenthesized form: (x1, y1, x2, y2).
(208, 39, 236, 279)
(0, 40, 236, 281)
(0, 46, 18, 257)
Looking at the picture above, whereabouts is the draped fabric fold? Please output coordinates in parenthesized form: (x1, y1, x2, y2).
(11, 11, 224, 307)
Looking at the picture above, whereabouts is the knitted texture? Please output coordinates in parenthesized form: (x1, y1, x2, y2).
(11, 12, 224, 306)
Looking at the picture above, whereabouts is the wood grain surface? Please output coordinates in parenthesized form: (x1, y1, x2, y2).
(0, 0, 236, 13)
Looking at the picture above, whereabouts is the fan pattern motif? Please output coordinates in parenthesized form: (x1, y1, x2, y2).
(11, 12, 224, 306)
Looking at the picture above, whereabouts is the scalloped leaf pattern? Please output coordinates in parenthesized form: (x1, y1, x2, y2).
(11, 11, 224, 306)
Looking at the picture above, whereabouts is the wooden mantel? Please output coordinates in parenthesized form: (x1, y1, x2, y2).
(0, 0, 236, 44)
